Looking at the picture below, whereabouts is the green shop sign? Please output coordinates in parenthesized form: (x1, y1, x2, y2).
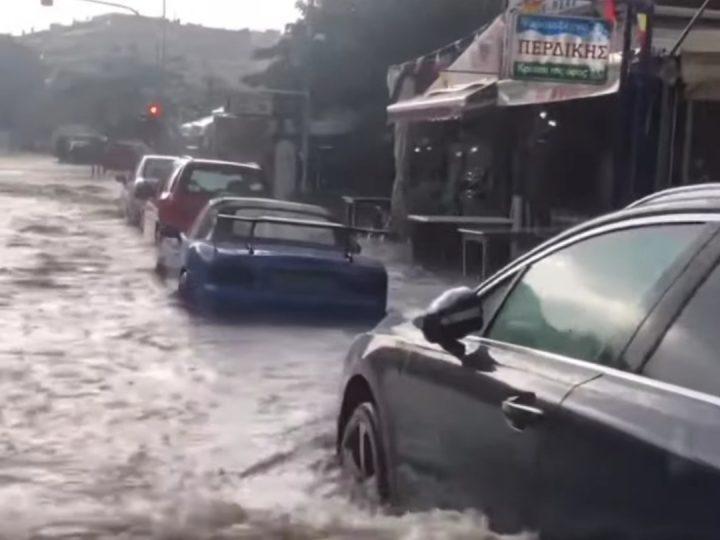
(510, 14, 612, 85)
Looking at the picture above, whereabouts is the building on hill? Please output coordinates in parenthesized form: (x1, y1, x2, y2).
(14, 14, 280, 148)
(18, 14, 280, 90)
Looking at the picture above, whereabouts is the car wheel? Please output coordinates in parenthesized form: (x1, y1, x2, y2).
(154, 249, 166, 276)
(339, 401, 388, 506)
(154, 224, 162, 246)
(178, 270, 193, 304)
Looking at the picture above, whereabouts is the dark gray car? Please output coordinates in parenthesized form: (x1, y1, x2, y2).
(337, 184, 720, 539)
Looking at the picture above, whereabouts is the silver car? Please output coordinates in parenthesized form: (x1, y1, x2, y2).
(118, 155, 180, 229)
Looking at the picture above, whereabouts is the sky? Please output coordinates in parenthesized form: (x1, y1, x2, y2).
(1, 0, 299, 35)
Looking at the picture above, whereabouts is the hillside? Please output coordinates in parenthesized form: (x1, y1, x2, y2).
(18, 14, 280, 89)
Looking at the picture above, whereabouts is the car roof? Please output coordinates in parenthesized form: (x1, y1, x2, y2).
(187, 158, 261, 170)
(207, 197, 333, 218)
(575, 183, 720, 233)
(478, 185, 720, 291)
(141, 154, 179, 161)
(113, 139, 148, 147)
(551, 194, 720, 247)
(626, 183, 720, 210)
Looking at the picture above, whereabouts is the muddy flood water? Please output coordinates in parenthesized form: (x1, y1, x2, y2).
(0, 155, 532, 540)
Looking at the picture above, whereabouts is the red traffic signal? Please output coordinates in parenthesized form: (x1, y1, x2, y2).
(147, 103, 163, 119)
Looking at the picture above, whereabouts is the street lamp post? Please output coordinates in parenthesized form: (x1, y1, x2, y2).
(41, 0, 140, 16)
(161, 0, 167, 69)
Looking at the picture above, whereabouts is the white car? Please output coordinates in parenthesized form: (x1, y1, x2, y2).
(118, 155, 181, 229)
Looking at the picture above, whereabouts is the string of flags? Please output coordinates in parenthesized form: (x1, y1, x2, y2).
(393, 0, 627, 78)
(394, 22, 491, 77)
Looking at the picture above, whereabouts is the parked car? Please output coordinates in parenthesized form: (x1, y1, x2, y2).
(143, 159, 268, 248)
(118, 155, 180, 228)
(165, 197, 387, 319)
(65, 135, 107, 165)
(102, 140, 152, 174)
(53, 127, 104, 163)
(336, 185, 720, 539)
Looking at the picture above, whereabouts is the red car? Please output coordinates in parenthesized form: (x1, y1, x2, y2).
(102, 140, 152, 173)
(143, 159, 268, 243)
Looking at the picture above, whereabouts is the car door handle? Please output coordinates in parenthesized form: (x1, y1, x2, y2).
(502, 395, 544, 431)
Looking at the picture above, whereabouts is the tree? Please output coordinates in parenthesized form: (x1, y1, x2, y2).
(251, 0, 500, 111)
(0, 37, 45, 137)
(245, 0, 503, 221)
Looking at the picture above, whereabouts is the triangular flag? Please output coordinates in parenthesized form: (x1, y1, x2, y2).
(604, 0, 617, 23)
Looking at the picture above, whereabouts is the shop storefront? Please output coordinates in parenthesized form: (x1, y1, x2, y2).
(387, 0, 720, 272)
(388, 1, 630, 229)
(671, 26, 720, 185)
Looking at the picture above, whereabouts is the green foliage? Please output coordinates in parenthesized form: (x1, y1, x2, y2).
(247, 0, 503, 112)
(0, 37, 45, 130)
(245, 0, 503, 198)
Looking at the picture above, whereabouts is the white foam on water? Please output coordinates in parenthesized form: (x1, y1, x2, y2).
(0, 155, 515, 540)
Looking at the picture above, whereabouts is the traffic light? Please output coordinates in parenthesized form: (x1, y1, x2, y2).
(147, 102, 163, 120)
(41, 0, 54, 5)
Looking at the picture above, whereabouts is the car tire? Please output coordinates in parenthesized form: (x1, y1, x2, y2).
(154, 224, 162, 246)
(178, 270, 193, 305)
(154, 252, 166, 277)
(339, 401, 389, 506)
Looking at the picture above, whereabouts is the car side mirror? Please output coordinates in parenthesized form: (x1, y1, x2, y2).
(135, 179, 157, 200)
(158, 223, 181, 240)
(421, 287, 483, 357)
(116, 174, 128, 184)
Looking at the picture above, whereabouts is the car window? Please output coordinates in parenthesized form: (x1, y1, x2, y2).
(644, 263, 720, 397)
(142, 159, 175, 181)
(163, 163, 184, 193)
(182, 165, 265, 197)
(471, 276, 515, 336)
(215, 209, 338, 247)
(487, 224, 704, 365)
(190, 207, 216, 240)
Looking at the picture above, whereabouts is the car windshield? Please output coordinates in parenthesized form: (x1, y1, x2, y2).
(216, 208, 338, 247)
(182, 164, 265, 196)
(142, 158, 175, 181)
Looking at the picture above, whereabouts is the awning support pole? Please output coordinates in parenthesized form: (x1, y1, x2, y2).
(670, 0, 712, 56)
(612, 1, 636, 207)
(681, 100, 694, 185)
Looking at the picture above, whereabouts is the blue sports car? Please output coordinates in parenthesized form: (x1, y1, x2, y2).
(174, 198, 388, 319)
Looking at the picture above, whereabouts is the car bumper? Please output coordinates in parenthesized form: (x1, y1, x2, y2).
(197, 283, 386, 319)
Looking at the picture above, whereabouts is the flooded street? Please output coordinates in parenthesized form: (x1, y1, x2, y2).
(0, 154, 522, 540)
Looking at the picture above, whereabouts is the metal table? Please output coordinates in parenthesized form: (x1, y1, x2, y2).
(407, 215, 514, 226)
(342, 196, 392, 228)
(407, 215, 514, 269)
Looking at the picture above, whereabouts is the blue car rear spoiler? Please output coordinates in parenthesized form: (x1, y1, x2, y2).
(215, 214, 387, 260)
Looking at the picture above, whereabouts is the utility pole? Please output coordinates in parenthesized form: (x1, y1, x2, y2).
(301, 0, 315, 194)
(161, 0, 167, 70)
(612, 1, 637, 207)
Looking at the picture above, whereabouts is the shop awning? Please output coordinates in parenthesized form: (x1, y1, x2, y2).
(387, 81, 497, 123)
(387, 8, 625, 119)
(682, 29, 720, 100)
